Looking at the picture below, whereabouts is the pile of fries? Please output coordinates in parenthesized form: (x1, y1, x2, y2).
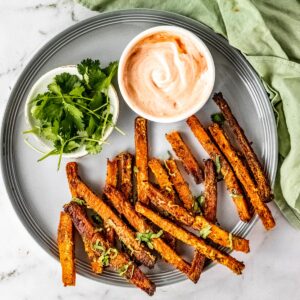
(57, 93, 275, 295)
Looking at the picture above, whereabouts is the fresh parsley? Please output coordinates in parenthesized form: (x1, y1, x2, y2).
(211, 112, 225, 125)
(193, 194, 205, 214)
(215, 155, 221, 174)
(24, 59, 123, 169)
(199, 224, 212, 239)
(92, 239, 105, 252)
(72, 197, 86, 206)
(136, 230, 163, 249)
(118, 261, 134, 278)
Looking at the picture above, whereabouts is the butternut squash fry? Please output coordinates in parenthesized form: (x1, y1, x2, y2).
(104, 159, 118, 245)
(203, 159, 218, 223)
(117, 152, 134, 201)
(147, 183, 249, 252)
(149, 158, 176, 201)
(68, 172, 103, 274)
(66, 162, 156, 268)
(213, 92, 273, 202)
(165, 159, 194, 211)
(104, 185, 196, 282)
(57, 212, 76, 286)
(186, 115, 252, 222)
(189, 159, 218, 281)
(64, 202, 155, 295)
(135, 117, 149, 204)
(208, 123, 275, 230)
(166, 131, 203, 184)
(135, 203, 245, 275)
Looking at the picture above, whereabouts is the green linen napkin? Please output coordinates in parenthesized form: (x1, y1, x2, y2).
(78, 0, 300, 229)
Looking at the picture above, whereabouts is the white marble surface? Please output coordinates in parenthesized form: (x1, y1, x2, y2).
(0, 1, 299, 299)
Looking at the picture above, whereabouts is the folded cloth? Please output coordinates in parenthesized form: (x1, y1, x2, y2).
(78, 0, 300, 229)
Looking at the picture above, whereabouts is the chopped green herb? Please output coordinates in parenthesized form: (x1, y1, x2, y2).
(215, 155, 221, 174)
(136, 230, 163, 249)
(165, 186, 172, 193)
(193, 200, 200, 214)
(92, 240, 118, 266)
(199, 224, 212, 239)
(198, 194, 205, 207)
(133, 166, 139, 173)
(118, 261, 134, 278)
(72, 197, 86, 205)
(24, 59, 122, 170)
(163, 160, 175, 177)
(211, 112, 225, 125)
(194, 194, 205, 214)
(92, 239, 105, 252)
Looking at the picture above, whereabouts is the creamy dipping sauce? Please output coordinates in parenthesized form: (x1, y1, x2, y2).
(121, 31, 209, 119)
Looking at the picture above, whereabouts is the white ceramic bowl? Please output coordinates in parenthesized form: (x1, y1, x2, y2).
(25, 65, 119, 158)
(118, 26, 215, 123)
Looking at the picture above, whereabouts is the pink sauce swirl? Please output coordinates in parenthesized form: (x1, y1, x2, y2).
(121, 32, 208, 119)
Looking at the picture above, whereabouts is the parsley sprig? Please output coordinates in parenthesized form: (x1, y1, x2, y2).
(24, 59, 123, 169)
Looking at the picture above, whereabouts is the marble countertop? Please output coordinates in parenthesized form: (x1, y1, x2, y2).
(0, 1, 299, 299)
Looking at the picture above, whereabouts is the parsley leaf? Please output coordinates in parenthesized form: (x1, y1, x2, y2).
(91, 240, 118, 267)
(72, 197, 86, 205)
(199, 224, 212, 239)
(118, 262, 134, 278)
(215, 155, 221, 174)
(24, 59, 122, 169)
(193, 194, 205, 214)
(136, 230, 163, 249)
(211, 112, 225, 125)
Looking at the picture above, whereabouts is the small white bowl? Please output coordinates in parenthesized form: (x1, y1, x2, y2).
(25, 65, 119, 158)
(118, 26, 215, 123)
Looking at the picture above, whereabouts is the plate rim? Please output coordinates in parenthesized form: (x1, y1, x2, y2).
(1, 8, 278, 287)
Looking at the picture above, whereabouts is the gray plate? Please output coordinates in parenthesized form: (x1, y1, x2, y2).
(1, 9, 277, 287)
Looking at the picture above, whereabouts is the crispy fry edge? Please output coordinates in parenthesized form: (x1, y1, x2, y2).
(64, 202, 156, 295)
(147, 183, 250, 252)
(165, 159, 194, 211)
(213, 92, 273, 203)
(104, 185, 197, 282)
(166, 131, 203, 184)
(57, 211, 76, 286)
(135, 202, 245, 275)
(186, 115, 252, 222)
(66, 162, 156, 268)
(208, 123, 275, 230)
(135, 117, 149, 204)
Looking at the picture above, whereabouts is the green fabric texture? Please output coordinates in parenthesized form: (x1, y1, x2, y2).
(78, 0, 300, 228)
